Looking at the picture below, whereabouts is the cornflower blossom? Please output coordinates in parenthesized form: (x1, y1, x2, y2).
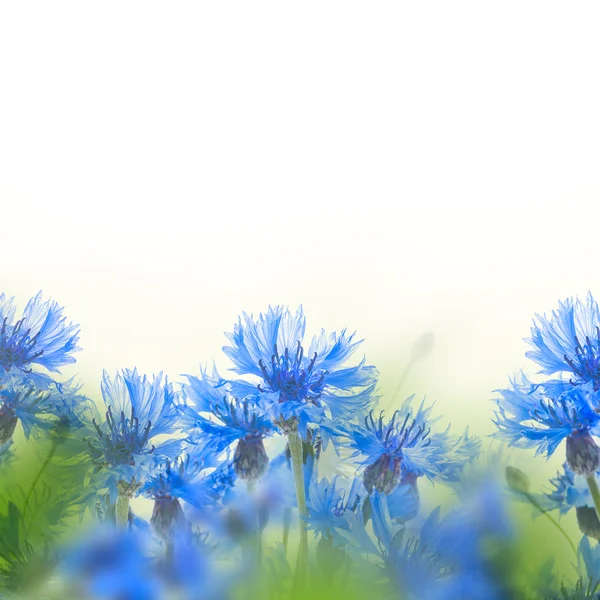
(0, 376, 90, 445)
(306, 476, 364, 544)
(182, 368, 276, 481)
(223, 305, 377, 435)
(0, 292, 80, 380)
(526, 292, 600, 391)
(341, 397, 478, 520)
(86, 369, 185, 500)
(494, 376, 600, 476)
(142, 445, 234, 541)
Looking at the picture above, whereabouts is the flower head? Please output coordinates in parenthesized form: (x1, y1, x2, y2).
(526, 292, 600, 389)
(344, 396, 478, 493)
(494, 375, 600, 459)
(307, 476, 364, 543)
(86, 369, 185, 497)
(183, 368, 276, 481)
(223, 306, 377, 433)
(0, 292, 80, 375)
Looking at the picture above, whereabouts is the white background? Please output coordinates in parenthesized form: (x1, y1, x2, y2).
(1, 2, 599, 434)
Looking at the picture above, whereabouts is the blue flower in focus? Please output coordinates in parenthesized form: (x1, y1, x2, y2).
(183, 368, 276, 481)
(0, 292, 80, 375)
(86, 369, 185, 498)
(526, 292, 600, 389)
(494, 376, 600, 468)
(223, 306, 377, 433)
(343, 397, 478, 496)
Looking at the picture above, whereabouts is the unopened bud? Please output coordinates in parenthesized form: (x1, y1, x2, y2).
(566, 434, 600, 477)
(505, 466, 530, 494)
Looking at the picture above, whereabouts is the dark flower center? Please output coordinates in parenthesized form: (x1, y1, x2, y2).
(258, 342, 326, 403)
(565, 330, 600, 389)
(0, 318, 43, 372)
(88, 406, 153, 467)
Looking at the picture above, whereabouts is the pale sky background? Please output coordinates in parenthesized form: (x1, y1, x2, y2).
(1, 2, 599, 447)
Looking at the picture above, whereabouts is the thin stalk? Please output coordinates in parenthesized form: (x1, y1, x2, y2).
(524, 492, 577, 557)
(247, 479, 262, 566)
(282, 507, 292, 554)
(389, 361, 413, 409)
(115, 482, 131, 528)
(587, 476, 600, 524)
(287, 428, 308, 588)
(23, 438, 59, 519)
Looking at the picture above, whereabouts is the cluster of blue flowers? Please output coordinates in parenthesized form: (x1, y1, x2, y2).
(3, 291, 600, 598)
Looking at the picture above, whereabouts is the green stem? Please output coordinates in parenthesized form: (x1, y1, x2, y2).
(23, 438, 59, 519)
(287, 428, 308, 587)
(116, 482, 131, 528)
(283, 507, 292, 554)
(587, 476, 600, 524)
(524, 492, 577, 557)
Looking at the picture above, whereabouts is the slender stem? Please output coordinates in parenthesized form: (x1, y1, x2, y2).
(287, 428, 308, 587)
(524, 492, 577, 557)
(389, 360, 413, 408)
(116, 482, 131, 528)
(283, 507, 292, 554)
(587, 476, 600, 524)
(23, 438, 59, 519)
(246, 479, 262, 565)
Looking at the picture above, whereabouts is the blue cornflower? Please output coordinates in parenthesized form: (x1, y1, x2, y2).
(544, 463, 592, 514)
(182, 368, 276, 481)
(526, 292, 600, 390)
(142, 444, 234, 541)
(494, 376, 600, 475)
(0, 375, 89, 444)
(86, 369, 185, 498)
(223, 306, 377, 433)
(344, 397, 478, 497)
(0, 291, 80, 376)
(307, 476, 363, 543)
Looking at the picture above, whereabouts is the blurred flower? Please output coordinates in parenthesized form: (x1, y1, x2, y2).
(223, 305, 377, 434)
(61, 527, 163, 600)
(526, 292, 600, 389)
(86, 369, 185, 499)
(142, 444, 233, 541)
(0, 376, 90, 444)
(0, 291, 80, 376)
(306, 476, 363, 543)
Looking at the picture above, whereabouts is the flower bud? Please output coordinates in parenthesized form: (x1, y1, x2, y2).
(0, 404, 17, 444)
(363, 454, 401, 495)
(566, 433, 600, 477)
(505, 466, 530, 494)
(234, 436, 269, 481)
